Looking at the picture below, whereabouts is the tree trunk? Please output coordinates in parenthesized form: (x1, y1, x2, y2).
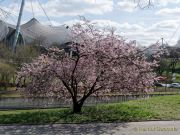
(72, 101, 83, 113)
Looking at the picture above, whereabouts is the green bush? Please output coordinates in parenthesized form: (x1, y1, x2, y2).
(0, 62, 16, 89)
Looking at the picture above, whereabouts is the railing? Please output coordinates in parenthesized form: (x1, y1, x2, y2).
(154, 86, 180, 93)
(0, 93, 178, 110)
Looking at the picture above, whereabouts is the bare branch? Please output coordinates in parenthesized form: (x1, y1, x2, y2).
(134, 0, 155, 9)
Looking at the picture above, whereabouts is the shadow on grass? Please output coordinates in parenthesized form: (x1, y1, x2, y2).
(0, 104, 156, 125)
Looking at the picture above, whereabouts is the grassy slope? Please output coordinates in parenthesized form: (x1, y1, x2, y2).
(0, 95, 179, 124)
(124, 95, 180, 120)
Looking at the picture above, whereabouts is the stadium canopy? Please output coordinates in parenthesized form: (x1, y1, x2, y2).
(0, 18, 72, 47)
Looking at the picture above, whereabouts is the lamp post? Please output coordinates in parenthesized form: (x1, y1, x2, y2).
(12, 0, 25, 53)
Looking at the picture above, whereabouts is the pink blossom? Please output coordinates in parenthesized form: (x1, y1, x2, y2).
(17, 19, 164, 113)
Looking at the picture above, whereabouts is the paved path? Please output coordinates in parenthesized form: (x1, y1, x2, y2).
(0, 121, 179, 135)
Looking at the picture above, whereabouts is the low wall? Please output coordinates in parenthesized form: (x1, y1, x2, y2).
(0, 94, 176, 109)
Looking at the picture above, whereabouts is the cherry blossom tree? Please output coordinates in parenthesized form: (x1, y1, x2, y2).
(17, 19, 163, 113)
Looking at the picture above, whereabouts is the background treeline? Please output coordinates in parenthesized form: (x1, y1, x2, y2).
(0, 43, 39, 90)
(155, 46, 180, 82)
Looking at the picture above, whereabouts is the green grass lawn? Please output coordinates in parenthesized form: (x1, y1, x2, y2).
(176, 73, 180, 82)
(124, 95, 180, 120)
(0, 95, 179, 124)
(0, 91, 20, 98)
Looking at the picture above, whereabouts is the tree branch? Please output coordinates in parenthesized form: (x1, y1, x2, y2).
(71, 47, 80, 97)
(79, 73, 102, 104)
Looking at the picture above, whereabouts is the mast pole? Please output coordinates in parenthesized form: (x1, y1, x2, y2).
(12, 0, 25, 53)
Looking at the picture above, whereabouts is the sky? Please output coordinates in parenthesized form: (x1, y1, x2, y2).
(1, 0, 180, 46)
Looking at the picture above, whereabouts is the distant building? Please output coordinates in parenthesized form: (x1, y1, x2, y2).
(0, 18, 72, 47)
(176, 39, 180, 47)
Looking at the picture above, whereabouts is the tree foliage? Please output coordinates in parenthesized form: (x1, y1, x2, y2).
(0, 61, 16, 89)
(17, 19, 164, 113)
(0, 43, 39, 88)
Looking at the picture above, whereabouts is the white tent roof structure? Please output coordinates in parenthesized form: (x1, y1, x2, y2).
(0, 18, 72, 47)
(0, 20, 9, 41)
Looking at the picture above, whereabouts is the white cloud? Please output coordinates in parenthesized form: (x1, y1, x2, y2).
(63, 19, 143, 31)
(117, 0, 137, 12)
(156, 7, 180, 16)
(89, 19, 179, 46)
(0, 3, 19, 17)
(2, 0, 180, 46)
(158, 0, 180, 6)
(144, 21, 180, 45)
(24, 0, 113, 17)
(147, 20, 180, 31)
(63, 19, 159, 46)
(62, 19, 84, 26)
